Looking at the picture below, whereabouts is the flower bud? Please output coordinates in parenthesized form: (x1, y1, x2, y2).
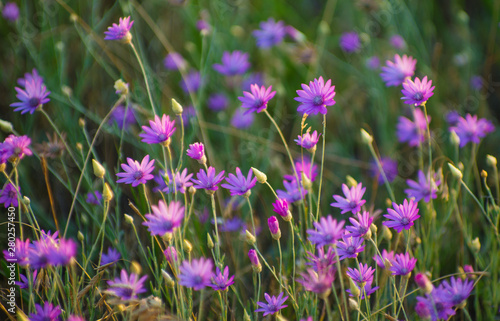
(163, 246, 177, 265)
(103, 183, 114, 201)
(77, 231, 84, 242)
(0, 119, 13, 133)
(251, 167, 267, 184)
(131, 261, 142, 275)
(22, 196, 30, 206)
(369, 223, 378, 235)
(172, 98, 183, 115)
(92, 159, 106, 178)
(162, 269, 175, 288)
(301, 172, 312, 190)
(382, 225, 392, 241)
(243, 310, 252, 321)
(114, 79, 129, 97)
(448, 162, 463, 180)
(360, 128, 373, 145)
(463, 265, 476, 279)
(0, 163, 6, 173)
(76, 142, 83, 151)
(78, 118, 86, 128)
(268, 216, 281, 240)
(189, 186, 197, 195)
(481, 170, 488, 178)
(346, 175, 358, 188)
(124, 214, 134, 225)
(486, 155, 497, 167)
(162, 232, 173, 243)
(450, 130, 460, 147)
(471, 237, 481, 253)
(348, 277, 360, 297)
(183, 239, 193, 253)
(248, 249, 262, 273)
(415, 272, 433, 294)
(207, 233, 214, 249)
(245, 230, 256, 245)
(348, 298, 359, 311)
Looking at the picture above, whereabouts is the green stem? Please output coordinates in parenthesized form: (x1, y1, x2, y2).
(210, 193, 221, 266)
(315, 114, 327, 220)
(129, 42, 157, 116)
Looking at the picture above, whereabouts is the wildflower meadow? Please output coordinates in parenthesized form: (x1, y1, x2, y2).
(2, 0, 500, 320)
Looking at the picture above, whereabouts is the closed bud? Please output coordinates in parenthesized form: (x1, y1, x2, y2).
(76, 142, 83, 151)
(103, 183, 114, 201)
(78, 118, 86, 128)
(77, 231, 84, 242)
(0, 163, 5, 173)
(450, 130, 460, 147)
(486, 155, 497, 167)
(360, 128, 373, 144)
(162, 232, 173, 243)
(382, 225, 392, 241)
(0, 119, 13, 133)
(114, 79, 129, 97)
(207, 233, 214, 249)
(92, 159, 106, 178)
(318, 20, 330, 35)
(268, 216, 281, 240)
(471, 237, 481, 253)
(69, 13, 78, 23)
(346, 175, 358, 188)
(384, 258, 393, 270)
(189, 186, 197, 195)
(62, 85, 72, 97)
(124, 214, 134, 225)
(251, 167, 267, 184)
(172, 98, 183, 115)
(369, 223, 378, 235)
(183, 239, 193, 253)
(415, 272, 433, 294)
(131, 261, 142, 275)
(243, 310, 252, 321)
(248, 249, 262, 273)
(481, 170, 488, 178)
(463, 265, 476, 279)
(301, 172, 312, 190)
(448, 163, 463, 180)
(348, 298, 359, 311)
(245, 230, 256, 245)
(348, 277, 360, 297)
(230, 25, 245, 38)
(162, 270, 175, 288)
(22, 196, 30, 206)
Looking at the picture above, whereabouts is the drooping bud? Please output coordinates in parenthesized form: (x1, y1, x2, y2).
(0, 119, 13, 133)
(448, 162, 463, 180)
(183, 239, 193, 253)
(360, 128, 373, 145)
(162, 269, 175, 288)
(172, 98, 183, 115)
(245, 230, 256, 245)
(124, 214, 134, 225)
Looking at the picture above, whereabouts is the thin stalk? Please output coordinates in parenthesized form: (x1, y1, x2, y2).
(315, 114, 327, 220)
(289, 220, 296, 295)
(277, 239, 283, 286)
(210, 193, 221, 266)
(129, 42, 157, 116)
(366, 139, 396, 203)
(246, 197, 257, 237)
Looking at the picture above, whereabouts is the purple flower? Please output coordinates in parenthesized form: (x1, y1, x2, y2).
(285, 25, 305, 42)
(330, 183, 366, 215)
(45, 238, 77, 267)
(0, 134, 32, 163)
(17, 69, 43, 87)
(307, 215, 345, 247)
(116, 155, 155, 187)
(10, 77, 51, 114)
(401, 76, 435, 106)
(213, 51, 250, 76)
(396, 108, 430, 147)
(445, 110, 461, 126)
(441, 277, 474, 305)
(139, 114, 176, 145)
(101, 247, 121, 266)
(366, 56, 380, 70)
(85, 191, 102, 205)
(268, 216, 280, 237)
(373, 249, 395, 269)
(305, 246, 337, 273)
(29, 231, 77, 269)
(207, 93, 229, 111)
(164, 52, 187, 71)
(405, 170, 440, 202)
(277, 177, 307, 203)
(143, 200, 184, 236)
(109, 105, 136, 130)
(3, 238, 30, 266)
(238, 84, 276, 114)
(339, 31, 361, 53)
(272, 198, 291, 219)
(295, 130, 320, 151)
(383, 199, 420, 233)
(416, 287, 456, 321)
(294, 76, 336, 115)
(347, 280, 379, 299)
(196, 19, 211, 34)
(191, 166, 225, 192)
(210, 266, 235, 291)
(470, 75, 483, 90)
(163, 246, 178, 264)
(179, 257, 213, 290)
(346, 263, 375, 286)
(294, 157, 318, 182)
(449, 113, 495, 147)
(221, 167, 257, 196)
(346, 211, 373, 238)
(231, 108, 255, 129)
(336, 235, 365, 261)
(218, 217, 244, 232)
(253, 18, 286, 48)
(380, 54, 416, 87)
(242, 73, 265, 91)
(180, 71, 202, 93)
(186, 142, 205, 162)
(106, 269, 148, 300)
(255, 292, 288, 316)
(29, 302, 61, 321)
(67, 316, 86, 321)
(248, 249, 260, 268)
(299, 267, 335, 296)
(158, 168, 193, 194)
(16, 270, 37, 289)
(0, 183, 19, 208)
(389, 34, 406, 50)
(390, 252, 417, 276)
(104, 16, 134, 41)
(370, 157, 398, 184)
(2, 2, 19, 21)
